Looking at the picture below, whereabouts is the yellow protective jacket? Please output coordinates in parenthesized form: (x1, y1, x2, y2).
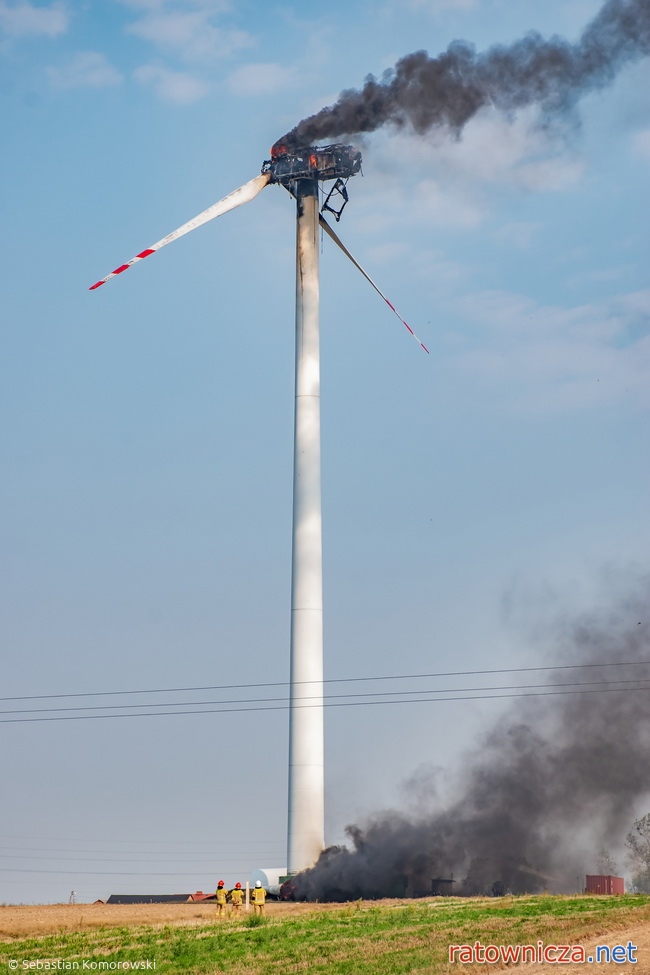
(230, 888, 244, 906)
(215, 886, 228, 905)
(251, 886, 266, 905)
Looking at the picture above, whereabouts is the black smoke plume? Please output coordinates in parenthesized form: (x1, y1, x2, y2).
(275, 0, 650, 150)
(291, 580, 650, 900)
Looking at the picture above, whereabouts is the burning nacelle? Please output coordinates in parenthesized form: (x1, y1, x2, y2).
(262, 144, 362, 185)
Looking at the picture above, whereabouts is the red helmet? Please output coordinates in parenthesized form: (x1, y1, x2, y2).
(235, 882, 242, 889)
(217, 880, 225, 887)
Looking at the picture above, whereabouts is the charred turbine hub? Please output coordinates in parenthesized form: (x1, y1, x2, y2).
(262, 144, 362, 186)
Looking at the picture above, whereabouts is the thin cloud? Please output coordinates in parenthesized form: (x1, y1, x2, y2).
(407, 0, 478, 10)
(348, 110, 585, 236)
(427, 109, 586, 192)
(566, 266, 630, 289)
(134, 62, 209, 103)
(227, 62, 299, 97)
(119, 0, 229, 13)
(415, 178, 486, 227)
(493, 222, 541, 250)
(446, 288, 650, 411)
(48, 52, 123, 89)
(0, 0, 67, 37)
(632, 129, 650, 162)
(362, 241, 409, 266)
(123, 1, 252, 63)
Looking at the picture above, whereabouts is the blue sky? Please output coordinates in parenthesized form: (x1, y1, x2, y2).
(1, 0, 648, 903)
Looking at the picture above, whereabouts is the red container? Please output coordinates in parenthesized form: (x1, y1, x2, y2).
(585, 875, 625, 894)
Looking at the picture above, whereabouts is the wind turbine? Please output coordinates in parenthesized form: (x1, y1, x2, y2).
(90, 144, 428, 876)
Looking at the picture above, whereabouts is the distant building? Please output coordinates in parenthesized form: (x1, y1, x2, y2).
(107, 894, 191, 904)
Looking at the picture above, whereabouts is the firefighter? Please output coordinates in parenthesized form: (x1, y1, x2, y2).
(251, 880, 266, 915)
(230, 881, 244, 915)
(215, 879, 228, 917)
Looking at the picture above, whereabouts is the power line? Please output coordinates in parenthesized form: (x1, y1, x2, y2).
(1, 659, 647, 703)
(0, 868, 247, 876)
(0, 879, 120, 889)
(0, 834, 280, 845)
(1, 683, 649, 723)
(0, 846, 283, 857)
(1, 676, 647, 716)
(0, 878, 109, 887)
(0, 854, 282, 864)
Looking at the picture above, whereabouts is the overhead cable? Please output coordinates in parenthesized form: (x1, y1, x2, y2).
(1, 683, 649, 723)
(1, 676, 647, 716)
(1, 659, 648, 703)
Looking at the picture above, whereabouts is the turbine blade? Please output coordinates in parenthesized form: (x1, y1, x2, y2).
(319, 215, 429, 354)
(89, 172, 271, 291)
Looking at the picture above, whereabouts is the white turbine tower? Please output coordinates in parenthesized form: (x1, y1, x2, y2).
(90, 144, 428, 876)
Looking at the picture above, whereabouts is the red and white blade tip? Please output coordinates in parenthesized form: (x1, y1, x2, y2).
(319, 215, 429, 354)
(89, 173, 270, 291)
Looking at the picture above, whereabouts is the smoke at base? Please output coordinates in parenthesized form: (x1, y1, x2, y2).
(291, 581, 650, 901)
(275, 0, 650, 151)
